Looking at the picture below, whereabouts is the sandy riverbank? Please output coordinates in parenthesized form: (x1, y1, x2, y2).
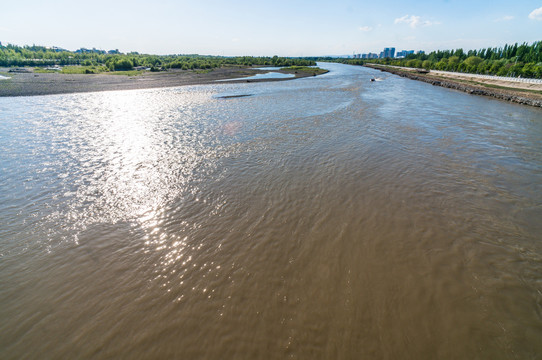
(365, 64, 542, 108)
(0, 66, 323, 97)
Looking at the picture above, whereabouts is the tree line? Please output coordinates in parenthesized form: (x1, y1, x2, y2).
(0, 43, 315, 71)
(326, 41, 542, 78)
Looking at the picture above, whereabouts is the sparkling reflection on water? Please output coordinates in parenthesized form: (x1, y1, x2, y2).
(1, 63, 542, 359)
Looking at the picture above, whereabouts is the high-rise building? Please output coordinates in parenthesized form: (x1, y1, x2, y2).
(380, 47, 396, 58)
(395, 50, 415, 58)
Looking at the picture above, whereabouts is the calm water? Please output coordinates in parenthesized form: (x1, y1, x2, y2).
(1, 63, 542, 359)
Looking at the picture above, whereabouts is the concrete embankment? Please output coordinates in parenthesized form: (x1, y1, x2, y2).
(364, 64, 542, 108)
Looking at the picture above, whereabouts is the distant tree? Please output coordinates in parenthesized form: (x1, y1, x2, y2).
(405, 59, 422, 68)
(464, 56, 483, 67)
(452, 49, 465, 60)
(448, 56, 460, 65)
(521, 63, 536, 77)
(435, 58, 448, 70)
(489, 60, 504, 75)
(509, 62, 524, 77)
(113, 58, 133, 71)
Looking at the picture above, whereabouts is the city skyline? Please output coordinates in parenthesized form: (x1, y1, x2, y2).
(1, 0, 541, 56)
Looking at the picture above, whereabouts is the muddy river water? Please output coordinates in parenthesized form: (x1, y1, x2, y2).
(1, 63, 541, 359)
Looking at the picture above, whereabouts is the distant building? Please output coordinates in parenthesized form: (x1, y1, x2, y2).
(360, 47, 422, 59)
(75, 47, 106, 54)
(383, 47, 395, 58)
(51, 46, 67, 52)
(395, 50, 415, 58)
(377, 47, 396, 59)
(360, 52, 380, 59)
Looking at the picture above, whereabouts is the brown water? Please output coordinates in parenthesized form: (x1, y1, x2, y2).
(1, 63, 542, 359)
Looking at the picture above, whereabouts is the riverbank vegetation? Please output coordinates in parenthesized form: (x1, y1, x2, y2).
(327, 41, 542, 79)
(280, 66, 328, 76)
(0, 43, 315, 72)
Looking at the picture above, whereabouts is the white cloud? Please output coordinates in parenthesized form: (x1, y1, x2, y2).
(529, 6, 542, 20)
(394, 15, 439, 28)
(494, 15, 514, 22)
(359, 26, 373, 32)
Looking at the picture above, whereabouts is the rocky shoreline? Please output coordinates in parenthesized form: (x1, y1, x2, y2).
(364, 64, 542, 108)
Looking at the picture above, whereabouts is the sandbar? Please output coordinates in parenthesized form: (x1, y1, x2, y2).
(0, 67, 321, 97)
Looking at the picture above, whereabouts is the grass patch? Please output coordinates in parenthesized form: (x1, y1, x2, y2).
(33, 68, 59, 73)
(57, 66, 108, 74)
(194, 69, 213, 74)
(61, 66, 95, 74)
(280, 66, 328, 75)
(106, 70, 145, 76)
(32, 66, 146, 75)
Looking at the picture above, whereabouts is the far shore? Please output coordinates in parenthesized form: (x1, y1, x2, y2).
(364, 64, 542, 108)
(0, 66, 326, 97)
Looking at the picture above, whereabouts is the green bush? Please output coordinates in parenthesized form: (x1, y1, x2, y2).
(422, 60, 433, 69)
(113, 58, 133, 71)
(464, 56, 483, 67)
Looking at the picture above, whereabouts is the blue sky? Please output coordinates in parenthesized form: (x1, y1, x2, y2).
(1, 0, 541, 56)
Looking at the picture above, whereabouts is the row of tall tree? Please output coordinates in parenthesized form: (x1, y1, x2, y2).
(335, 41, 542, 78)
(0, 44, 315, 70)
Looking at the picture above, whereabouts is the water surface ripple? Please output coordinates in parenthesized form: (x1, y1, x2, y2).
(1, 63, 542, 359)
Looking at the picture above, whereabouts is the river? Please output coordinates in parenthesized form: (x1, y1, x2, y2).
(1, 63, 541, 359)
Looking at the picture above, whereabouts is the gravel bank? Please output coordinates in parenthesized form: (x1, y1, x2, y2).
(0, 67, 319, 97)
